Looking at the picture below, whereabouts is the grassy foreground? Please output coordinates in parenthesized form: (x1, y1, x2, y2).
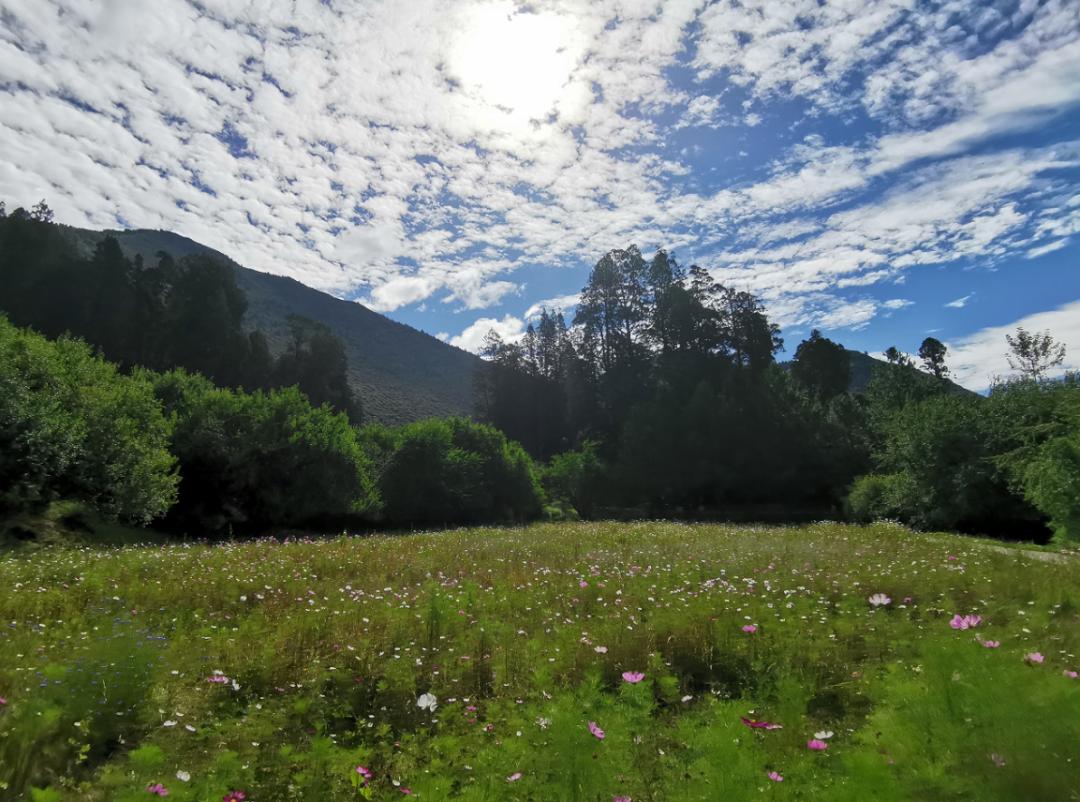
(1, 522, 1078, 801)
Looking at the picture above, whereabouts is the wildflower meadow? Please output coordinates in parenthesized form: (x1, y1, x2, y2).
(1, 521, 1078, 801)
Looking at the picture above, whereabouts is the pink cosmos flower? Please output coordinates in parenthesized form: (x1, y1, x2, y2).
(740, 717, 782, 730)
(613, 797, 632, 802)
(0, 697, 6, 705)
(356, 765, 373, 784)
(1025, 652, 1045, 664)
(807, 739, 829, 751)
(622, 671, 645, 684)
(507, 772, 522, 782)
(223, 793, 247, 802)
(147, 784, 169, 797)
(742, 624, 758, 633)
(767, 771, 784, 782)
(579, 580, 589, 588)
(588, 721, 606, 740)
(399, 789, 413, 795)
(949, 614, 981, 630)
(1064, 670, 1078, 679)
(979, 640, 1000, 648)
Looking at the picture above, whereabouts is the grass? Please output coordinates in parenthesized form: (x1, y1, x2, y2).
(0, 521, 1078, 801)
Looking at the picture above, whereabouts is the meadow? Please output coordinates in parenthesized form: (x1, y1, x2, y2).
(1, 521, 1078, 801)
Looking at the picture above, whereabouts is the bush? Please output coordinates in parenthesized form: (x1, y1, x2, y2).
(1019, 431, 1080, 543)
(875, 393, 1038, 533)
(0, 317, 177, 523)
(542, 441, 606, 518)
(364, 417, 542, 526)
(844, 474, 903, 523)
(148, 370, 378, 533)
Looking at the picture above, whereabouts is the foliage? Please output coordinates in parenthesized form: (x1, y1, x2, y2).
(363, 417, 543, 526)
(0, 213, 361, 420)
(873, 393, 1038, 534)
(991, 378, 1080, 543)
(1006, 327, 1067, 380)
(147, 369, 377, 533)
(541, 441, 606, 518)
(791, 329, 851, 400)
(844, 473, 903, 523)
(273, 315, 362, 422)
(0, 316, 177, 523)
(1, 522, 1078, 800)
(917, 336, 949, 379)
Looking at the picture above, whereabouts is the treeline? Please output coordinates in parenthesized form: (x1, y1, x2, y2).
(0, 316, 542, 535)
(0, 203, 359, 420)
(852, 362, 1079, 542)
(478, 245, 1080, 542)
(478, 246, 867, 515)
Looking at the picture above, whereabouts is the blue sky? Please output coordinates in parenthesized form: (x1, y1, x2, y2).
(1, 0, 1078, 388)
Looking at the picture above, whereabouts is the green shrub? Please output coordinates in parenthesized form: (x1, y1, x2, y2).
(0, 317, 176, 523)
(365, 417, 542, 526)
(844, 473, 903, 523)
(148, 369, 378, 533)
(542, 441, 606, 518)
(1020, 432, 1080, 543)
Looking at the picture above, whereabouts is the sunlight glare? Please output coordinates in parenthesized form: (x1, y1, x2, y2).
(449, 3, 579, 125)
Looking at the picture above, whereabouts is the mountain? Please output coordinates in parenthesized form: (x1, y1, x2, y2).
(844, 348, 975, 395)
(778, 348, 975, 396)
(60, 225, 481, 426)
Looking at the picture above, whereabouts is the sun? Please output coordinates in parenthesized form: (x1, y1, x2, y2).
(448, 3, 581, 125)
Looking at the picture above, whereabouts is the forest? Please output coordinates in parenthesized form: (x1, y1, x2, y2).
(1, 203, 1078, 544)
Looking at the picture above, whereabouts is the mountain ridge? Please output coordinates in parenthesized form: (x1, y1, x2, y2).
(60, 224, 481, 426)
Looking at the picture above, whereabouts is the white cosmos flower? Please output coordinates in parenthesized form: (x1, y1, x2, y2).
(814, 730, 834, 740)
(176, 770, 190, 782)
(868, 593, 892, 607)
(417, 692, 438, 712)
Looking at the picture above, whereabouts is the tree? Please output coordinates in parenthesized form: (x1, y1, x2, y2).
(273, 314, 361, 421)
(365, 417, 542, 526)
(884, 346, 913, 367)
(575, 246, 650, 374)
(0, 317, 177, 523)
(918, 337, 949, 379)
(30, 199, 54, 223)
(1006, 327, 1066, 380)
(149, 370, 376, 533)
(721, 288, 783, 371)
(791, 329, 851, 400)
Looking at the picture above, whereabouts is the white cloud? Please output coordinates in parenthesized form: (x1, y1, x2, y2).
(945, 293, 973, 309)
(947, 299, 1080, 390)
(1, 0, 1077, 340)
(449, 314, 526, 353)
(525, 293, 581, 319)
(366, 276, 437, 312)
(1027, 238, 1070, 259)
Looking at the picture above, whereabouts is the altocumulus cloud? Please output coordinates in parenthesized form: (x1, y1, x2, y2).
(1, 0, 1078, 347)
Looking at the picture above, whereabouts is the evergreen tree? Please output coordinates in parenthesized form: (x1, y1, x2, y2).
(918, 336, 950, 379)
(792, 330, 851, 400)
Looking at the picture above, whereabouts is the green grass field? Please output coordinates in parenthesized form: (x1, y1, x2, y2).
(1, 522, 1078, 801)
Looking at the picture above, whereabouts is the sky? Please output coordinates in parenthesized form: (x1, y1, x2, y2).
(1, 0, 1078, 390)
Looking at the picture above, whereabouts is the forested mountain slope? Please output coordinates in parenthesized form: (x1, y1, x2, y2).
(62, 226, 480, 425)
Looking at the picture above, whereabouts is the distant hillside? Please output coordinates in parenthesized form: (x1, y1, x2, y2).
(61, 225, 481, 426)
(780, 348, 975, 396)
(844, 348, 975, 396)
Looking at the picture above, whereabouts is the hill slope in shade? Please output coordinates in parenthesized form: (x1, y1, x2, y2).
(63, 225, 480, 425)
